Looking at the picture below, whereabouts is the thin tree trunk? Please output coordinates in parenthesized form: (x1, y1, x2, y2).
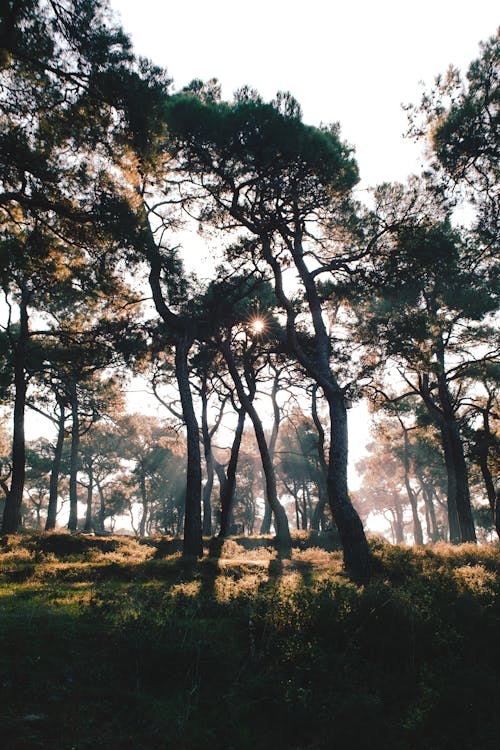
(138, 465, 148, 537)
(96, 479, 106, 533)
(398, 422, 424, 546)
(221, 341, 291, 547)
(45, 397, 65, 531)
(416, 471, 440, 542)
(200, 380, 213, 536)
(67, 379, 80, 532)
(260, 367, 281, 534)
(83, 463, 94, 533)
(2, 286, 29, 533)
(218, 407, 246, 538)
(175, 336, 203, 556)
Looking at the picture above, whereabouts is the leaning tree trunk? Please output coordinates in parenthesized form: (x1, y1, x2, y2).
(45, 397, 65, 531)
(327, 391, 372, 580)
(311, 385, 328, 531)
(67, 379, 80, 532)
(218, 407, 246, 538)
(260, 368, 281, 534)
(261, 237, 371, 578)
(399, 423, 424, 545)
(2, 286, 29, 534)
(221, 342, 291, 548)
(175, 335, 203, 557)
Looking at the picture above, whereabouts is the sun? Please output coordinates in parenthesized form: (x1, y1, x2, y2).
(250, 317, 266, 334)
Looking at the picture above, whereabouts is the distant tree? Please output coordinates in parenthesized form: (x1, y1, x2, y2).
(355, 181, 498, 542)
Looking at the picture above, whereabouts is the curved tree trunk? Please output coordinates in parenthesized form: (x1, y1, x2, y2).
(327, 391, 372, 580)
(399, 422, 424, 545)
(261, 237, 371, 578)
(175, 336, 203, 557)
(311, 385, 328, 532)
(218, 407, 246, 538)
(259, 368, 281, 534)
(221, 341, 291, 548)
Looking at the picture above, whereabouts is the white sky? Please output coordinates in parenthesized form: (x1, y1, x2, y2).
(107, 0, 497, 495)
(110, 0, 498, 189)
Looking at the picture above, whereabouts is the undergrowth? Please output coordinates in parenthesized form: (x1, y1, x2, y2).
(0, 532, 498, 749)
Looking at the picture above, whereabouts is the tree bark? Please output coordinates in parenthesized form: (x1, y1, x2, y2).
(200, 379, 213, 536)
(440, 416, 476, 542)
(83, 463, 94, 533)
(2, 286, 29, 534)
(67, 378, 80, 532)
(261, 237, 371, 578)
(218, 407, 246, 538)
(326, 390, 372, 579)
(399, 423, 424, 545)
(221, 340, 291, 547)
(45, 396, 65, 531)
(311, 385, 328, 531)
(138, 463, 148, 537)
(260, 367, 281, 534)
(175, 335, 203, 556)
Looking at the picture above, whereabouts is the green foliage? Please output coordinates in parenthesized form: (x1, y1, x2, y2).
(0, 533, 498, 749)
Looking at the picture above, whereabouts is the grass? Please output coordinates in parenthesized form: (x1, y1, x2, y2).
(0, 532, 499, 749)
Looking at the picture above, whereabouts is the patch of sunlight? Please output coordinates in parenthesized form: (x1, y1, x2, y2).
(214, 573, 262, 603)
(453, 564, 496, 596)
(171, 580, 202, 598)
(292, 547, 336, 565)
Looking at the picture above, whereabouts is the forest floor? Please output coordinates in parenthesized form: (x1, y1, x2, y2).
(0, 531, 499, 750)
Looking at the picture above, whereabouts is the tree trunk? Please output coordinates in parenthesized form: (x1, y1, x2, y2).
(399, 423, 424, 546)
(2, 286, 29, 533)
(83, 463, 94, 533)
(67, 379, 80, 532)
(218, 407, 245, 538)
(45, 397, 65, 531)
(138, 464, 148, 537)
(221, 341, 291, 548)
(200, 380, 213, 536)
(260, 368, 281, 534)
(96, 479, 106, 534)
(416, 471, 440, 542)
(311, 385, 328, 532)
(440, 417, 476, 542)
(433, 347, 475, 543)
(326, 391, 372, 580)
(175, 336, 203, 556)
(261, 238, 370, 577)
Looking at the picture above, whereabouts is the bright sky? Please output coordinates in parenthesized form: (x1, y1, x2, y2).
(107, 0, 497, 498)
(110, 0, 498, 190)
